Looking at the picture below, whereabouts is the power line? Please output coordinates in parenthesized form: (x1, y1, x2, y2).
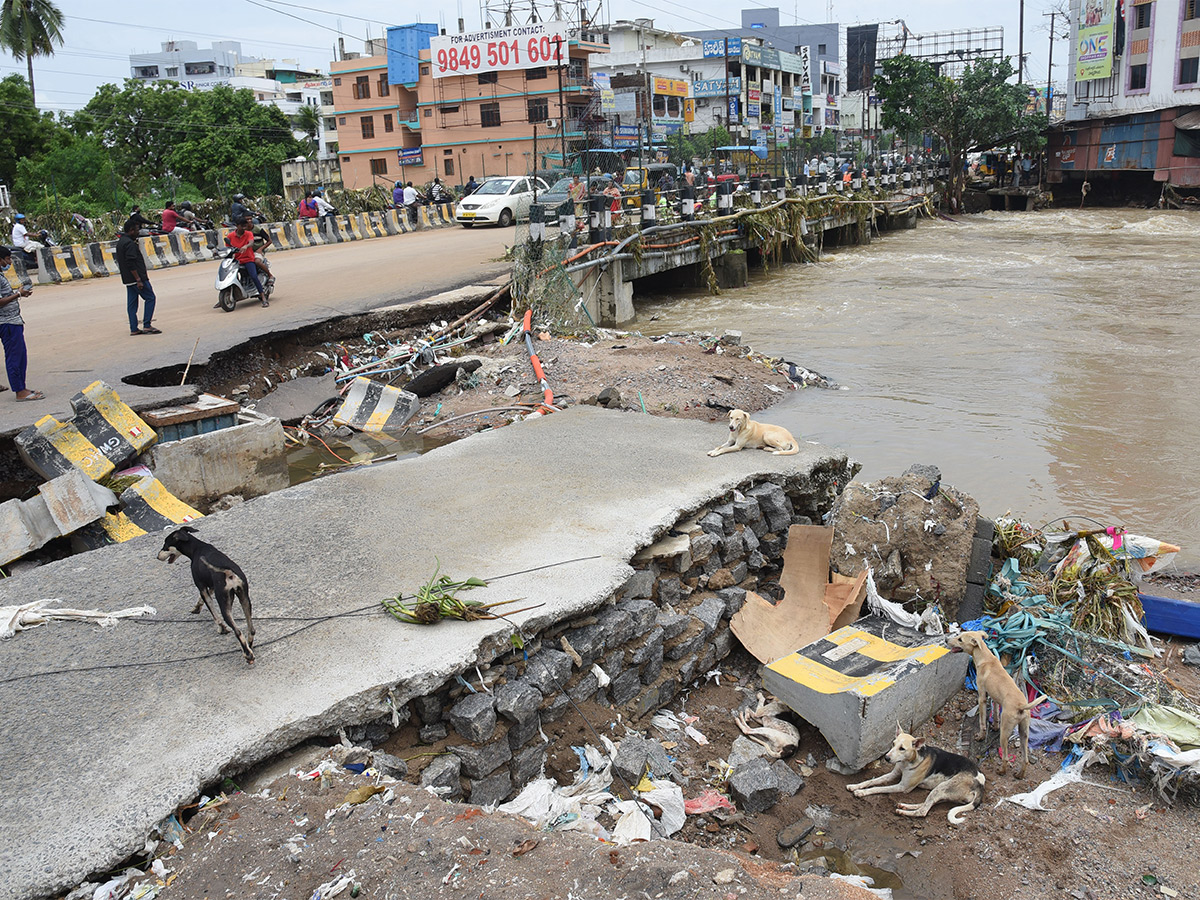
(65, 14, 335, 54)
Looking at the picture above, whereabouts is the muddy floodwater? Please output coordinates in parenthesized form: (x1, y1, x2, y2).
(638, 209, 1200, 566)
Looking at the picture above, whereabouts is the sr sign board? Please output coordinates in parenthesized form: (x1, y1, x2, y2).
(429, 22, 568, 78)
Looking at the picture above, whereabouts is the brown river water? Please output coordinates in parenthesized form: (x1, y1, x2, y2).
(636, 209, 1200, 567)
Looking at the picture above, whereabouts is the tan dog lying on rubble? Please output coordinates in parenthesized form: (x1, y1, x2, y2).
(947, 630, 1047, 778)
(708, 409, 800, 457)
(846, 725, 986, 824)
(734, 692, 800, 758)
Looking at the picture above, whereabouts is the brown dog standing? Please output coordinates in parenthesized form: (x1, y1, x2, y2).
(947, 631, 1046, 777)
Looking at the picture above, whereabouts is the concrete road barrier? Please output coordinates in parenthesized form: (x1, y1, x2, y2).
(26, 204, 458, 285)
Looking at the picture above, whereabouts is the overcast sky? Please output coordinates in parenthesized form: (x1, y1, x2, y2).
(5, 0, 1068, 114)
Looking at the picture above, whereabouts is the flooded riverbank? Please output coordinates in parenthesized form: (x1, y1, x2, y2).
(637, 209, 1200, 566)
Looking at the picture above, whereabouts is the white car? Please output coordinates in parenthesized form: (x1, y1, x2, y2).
(455, 176, 550, 227)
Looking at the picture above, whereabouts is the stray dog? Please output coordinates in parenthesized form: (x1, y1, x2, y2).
(734, 692, 800, 758)
(846, 726, 985, 824)
(947, 630, 1047, 777)
(158, 526, 255, 664)
(708, 409, 800, 457)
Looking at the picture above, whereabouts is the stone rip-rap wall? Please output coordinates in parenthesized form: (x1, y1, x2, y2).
(336, 468, 850, 805)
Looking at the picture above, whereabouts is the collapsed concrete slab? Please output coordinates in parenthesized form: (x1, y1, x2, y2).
(0, 470, 116, 564)
(0, 406, 856, 900)
(762, 615, 968, 770)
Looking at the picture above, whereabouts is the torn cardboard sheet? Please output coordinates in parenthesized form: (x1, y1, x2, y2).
(730, 525, 868, 664)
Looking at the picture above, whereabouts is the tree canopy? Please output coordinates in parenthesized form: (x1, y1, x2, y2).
(875, 55, 1047, 205)
(0, 0, 64, 107)
(0, 74, 56, 186)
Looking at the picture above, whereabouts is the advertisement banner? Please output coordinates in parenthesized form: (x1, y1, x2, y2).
(653, 76, 690, 96)
(742, 44, 780, 70)
(692, 77, 741, 98)
(799, 46, 812, 95)
(592, 72, 616, 113)
(729, 96, 740, 121)
(429, 21, 568, 78)
(747, 101, 761, 120)
(702, 37, 742, 58)
(684, 98, 695, 122)
(748, 88, 761, 102)
(773, 88, 782, 121)
(613, 124, 639, 148)
(1076, 25, 1114, 80)
(1076, 0, 1115, 80)
(397, 147, 424, 167)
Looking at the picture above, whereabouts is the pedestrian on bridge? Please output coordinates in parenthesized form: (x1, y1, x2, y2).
(0, 246, 43, 401)
(117, 222, 162, 335)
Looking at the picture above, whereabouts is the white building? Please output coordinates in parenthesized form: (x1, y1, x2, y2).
(590, 19, 818, 148)
(1049, 0, 1200, 187)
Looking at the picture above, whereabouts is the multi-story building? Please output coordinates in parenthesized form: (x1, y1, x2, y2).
(331, 26, 607, 188)
(588, 19, 817, 150)
(1048, 0, 1200, 187)
(129, 40, 247, 85)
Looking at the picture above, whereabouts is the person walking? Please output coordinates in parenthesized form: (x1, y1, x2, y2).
(463, 175, 479, 195)
(116, 222, 161, 335)
(0, 246, 43, 401)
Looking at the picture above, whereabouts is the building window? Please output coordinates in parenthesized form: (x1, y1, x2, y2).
(361, 116, 375, 138)
(1188, 0, 1199, 19)
(527, 67, 547, 80)
(370, 158, 388, 176)
(325, 117, 337, 131)
(343, 156, 351, 161)
(420, 65, 430, 75)
(424, 108, 432, 117)
(444, 157, 455, 176)
(384, 113, 394, 132)
(354, 75, 370, 99)
(1130, 62, 1148, 89)
(1134, 3, 1152, 29)
(818, 43, 827, 55)
(334, 77, 342, 85)
(479, 71, 498, 84)
(339, 116, 347, 125)
(481, 102, 501, 127)
(1182, 56, 1200, 83)
(165, 67, 178, 77)
(377, 75, 389, 95)
(527, 97, 549, 122)
(440, 105, 460, 114)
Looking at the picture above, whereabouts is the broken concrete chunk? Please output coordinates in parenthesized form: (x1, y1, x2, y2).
(690, 596, 726, 635)
(728, 756, 780, 814)
(451, 738, 512, 779)
(467, 770, 511, 806)
(772, 759, 805, 797)
(613, 734, 681, 785)
(420, 755, 461, 798)
(524, 649, 573, 695)
(371, 751, 409, 779)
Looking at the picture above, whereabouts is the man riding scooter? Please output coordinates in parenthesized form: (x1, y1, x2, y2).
(225, 218, 270, 308)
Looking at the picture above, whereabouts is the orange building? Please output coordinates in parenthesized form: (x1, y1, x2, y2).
(331, 32, 607, 190)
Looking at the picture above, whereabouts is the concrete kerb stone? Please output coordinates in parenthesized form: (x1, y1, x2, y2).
(0, 408, 855, 900)
(729, 756, 781, 814)
(447, 692, 497, 743)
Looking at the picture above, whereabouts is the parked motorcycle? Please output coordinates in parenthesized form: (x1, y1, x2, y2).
(17, 229, 56, 270)
(213, 247, 272, 312)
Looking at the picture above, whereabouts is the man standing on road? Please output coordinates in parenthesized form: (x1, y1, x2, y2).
(116, 222, 162, 336)
(464, 175, 479, 195)
(0, 246, 43, 401)
(402, 181, 419, 225)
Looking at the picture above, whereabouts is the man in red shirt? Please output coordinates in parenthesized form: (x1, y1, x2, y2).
(161, 201, 189, 235)
(226, 218, 269, 307)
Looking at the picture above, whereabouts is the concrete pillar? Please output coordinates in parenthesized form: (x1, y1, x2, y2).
(715, 250, 748, 289)
(584, 256, 634, 326)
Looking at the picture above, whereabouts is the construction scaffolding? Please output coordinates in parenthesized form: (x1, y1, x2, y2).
(876, 24, 1006, 79)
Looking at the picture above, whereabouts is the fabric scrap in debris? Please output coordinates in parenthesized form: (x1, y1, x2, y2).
(2, 598, 156, 639)
(1129, 704, 1200, 749)
(1027, 718, 1070, 753)
(684, 788, 736, 815)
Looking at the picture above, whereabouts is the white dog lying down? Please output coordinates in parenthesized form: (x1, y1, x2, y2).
(708, 409, 800, 457)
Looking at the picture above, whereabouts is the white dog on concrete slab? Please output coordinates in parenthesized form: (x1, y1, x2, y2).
(708, 409, 800, 457)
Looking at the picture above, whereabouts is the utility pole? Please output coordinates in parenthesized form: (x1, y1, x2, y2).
(724, 38, 731, 141)
(1018, 0, 1025, 84)
(556, 35, 567, 168)
(1044, 9, 1058, 120)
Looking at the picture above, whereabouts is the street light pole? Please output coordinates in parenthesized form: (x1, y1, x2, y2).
(1018, 0, 1025, 84)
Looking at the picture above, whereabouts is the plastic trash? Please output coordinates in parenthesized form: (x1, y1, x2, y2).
(999, 749, 1099, 811)
(684, 788, 736, 815)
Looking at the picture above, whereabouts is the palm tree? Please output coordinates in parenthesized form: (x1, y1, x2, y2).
(0, 0, 64, 108)
(292, 103, 322, 159)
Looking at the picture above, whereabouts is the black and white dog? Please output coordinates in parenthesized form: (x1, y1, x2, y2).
(158, 526, 256, 664)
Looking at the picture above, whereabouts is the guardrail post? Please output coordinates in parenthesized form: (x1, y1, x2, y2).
(718, 180, 734, 213)
(867, 167, 877, 191)
(851, 168, 862, 192)
(528, 203, 546, 252)
(775, 177, 786, 202)
(681, 184, 695, 222)
(641, 188, 656, 227)
(799, 166, 808, 198)
(819, 171, 829, 195)
(750, 176, 762, 206)
(589, 195, 605, 243)
(903, 164, 912, 189)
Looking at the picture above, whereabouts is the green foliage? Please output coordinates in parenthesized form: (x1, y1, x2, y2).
(292, 104, 321, 159)
(0, 0, 64, 105)
(665, 125, 733, 167)
(14, 131, 129, 216)
(0, 73, 55, 187)
(71, 80, 190, 195)
(166, 86, 302, 197)
(875, 54, 1048, 204)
